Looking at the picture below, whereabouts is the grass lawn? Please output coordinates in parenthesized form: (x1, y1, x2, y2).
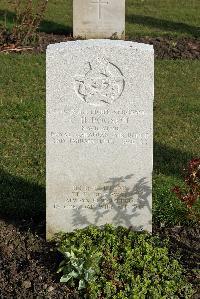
(0, 0, 199, 38)
(0, 54, 199, 225)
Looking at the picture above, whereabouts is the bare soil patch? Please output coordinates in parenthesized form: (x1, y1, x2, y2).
(0, 220, 78, 299)
(0, 33, 199, 59)
(0, 219, 199, 298)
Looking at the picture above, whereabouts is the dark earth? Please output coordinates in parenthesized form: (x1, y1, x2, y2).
(0, 220, 79, 299)
(0, 32, 200, 59)
(0, 219, 199, 299)
(34, 34, 200, 59)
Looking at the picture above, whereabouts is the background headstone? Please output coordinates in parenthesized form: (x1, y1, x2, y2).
(46, 40, 154, 238)
(73, 0, 125, 39)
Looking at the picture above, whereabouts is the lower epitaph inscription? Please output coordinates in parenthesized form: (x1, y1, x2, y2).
(46, 40, 154, 238)
(53, 184, 139, 210)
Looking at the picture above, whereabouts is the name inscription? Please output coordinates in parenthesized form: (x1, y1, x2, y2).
(50, 108, 151, 146)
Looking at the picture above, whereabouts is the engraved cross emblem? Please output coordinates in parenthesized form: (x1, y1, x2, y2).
(91, 0, 109, 19)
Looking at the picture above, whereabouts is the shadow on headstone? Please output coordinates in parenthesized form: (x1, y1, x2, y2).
(72, 174, 152, 231)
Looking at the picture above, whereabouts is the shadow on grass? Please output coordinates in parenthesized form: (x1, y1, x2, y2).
(2, 9, 199, 38)
(0, 9, 72, 35)
(0, 9, 15, 24)
(0, 142, 195, 234)
(0, 168, 45, 234)
(154, 142, 194, 177)
(39, 20, 72, 35)
(127, 14, 200, 38)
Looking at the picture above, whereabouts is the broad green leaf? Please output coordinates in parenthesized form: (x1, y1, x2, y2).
(78, 279, 86, 290)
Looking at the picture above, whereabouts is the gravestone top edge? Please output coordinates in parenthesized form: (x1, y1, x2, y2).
(46, 40, 154, 53)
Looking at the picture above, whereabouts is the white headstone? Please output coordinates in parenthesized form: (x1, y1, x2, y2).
(46, 40, 154, 238)
(73, 0, 125, 39)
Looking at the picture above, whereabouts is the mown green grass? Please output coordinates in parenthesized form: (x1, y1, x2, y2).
(0, 54, 199, 225)
(0, 0, 199, 38)
(154, 59, 200, 225)
(126, 0, 200, 38)
(0, 54, 46, 220)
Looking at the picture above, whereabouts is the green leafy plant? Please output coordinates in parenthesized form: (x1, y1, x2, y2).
(56, 225, 194, 298)
(57, 248, 101, 290)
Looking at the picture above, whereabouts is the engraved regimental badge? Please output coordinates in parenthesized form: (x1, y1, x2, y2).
(74, 57, 125, 106)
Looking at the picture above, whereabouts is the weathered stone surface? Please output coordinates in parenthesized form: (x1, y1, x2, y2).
(46, 40, 154, 238)
(73, 0, 125, 39)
